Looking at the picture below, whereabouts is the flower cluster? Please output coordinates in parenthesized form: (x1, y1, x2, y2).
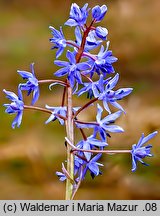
(3, 2, 158, 199)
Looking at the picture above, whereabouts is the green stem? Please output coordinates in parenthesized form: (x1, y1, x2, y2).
(65, 86, 74, 200)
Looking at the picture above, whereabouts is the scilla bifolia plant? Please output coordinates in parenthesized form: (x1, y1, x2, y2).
(3, 3, 158, 200)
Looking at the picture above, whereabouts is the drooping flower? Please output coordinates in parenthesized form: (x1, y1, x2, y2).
(131, 131, 158, 172)
(18, 63, 39, 105)
(92, 5, 108, 22)
(65, 3, 89, 27)
(97, 73, 133, 113)
(3, 89, 24, 128)
(76, 135, 107, 161)
(49, 26, 66, 58)
(76, 104, 124, 141)
(54, 50, 90, 88)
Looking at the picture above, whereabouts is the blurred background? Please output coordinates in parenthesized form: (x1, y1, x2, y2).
(0, 0, 160, 199)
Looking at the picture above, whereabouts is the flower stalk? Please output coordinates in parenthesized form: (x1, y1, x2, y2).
(65, 85, 74, 200)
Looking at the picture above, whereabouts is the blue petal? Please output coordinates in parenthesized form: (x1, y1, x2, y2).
(92, 6, 101, 19)
(3, 89, 18, 101)
(66, 50, 76, 64)
(98, 128, 106, 141)
(103, 125, 124, 133)
(17, 70, 33, 79)
(45, 113, 56, 124)
(56, 47, 64, 59)
(65, 19, 77, 27)
(75, 122, 95, 129)
(89, 138, 107, 147)
(131, 155, 137, 172)
(96, 104, 103, 122)
(90, 153, 102, 163)
(106, 73, 119, 90)
(12, 111, 23, 128)
(139, 131, 158, 147)
(99, 5, 108, 20)
(102, 110, 122, 123)
(54, 67, 69, 77)
(115, 88, 133, 99)
(92, 84, 100, 98)
(75, 26, 82, 45)
(77, 62, 90, 70)
(109, 101, 125, 113)
(103, 100, 111, 114)
(83, 142, 92, 161)
(32, 88, 39, 105)
(54, 60, 69, 67)
(95, 26, 108, 40)
(88, 163, 99, 176)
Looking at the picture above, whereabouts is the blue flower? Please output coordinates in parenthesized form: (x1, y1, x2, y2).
(76, 104, 124, 141)
(97, 73, 133, 113)
(86, 42, 118, 77)
(77, 75, 111, 99)
(65, 3, 89, 27)
(45, 105, 67, 125)
(18, 63, 39, 105)
(86, 31, 102, 50)
(74, 27, 101, 52)
(76, 135, 107, 161)
(3, 89, 24, 128)
(131, 131, 158, 172)
(45, 105, 80, 125)
(92, 5, 107, 22)
(95, 26, 108, 40)
(54, 51, 90, 88)
(74, 154, 85, 181)
(83, 153, 103, 178)
(49, 26, 66, 58)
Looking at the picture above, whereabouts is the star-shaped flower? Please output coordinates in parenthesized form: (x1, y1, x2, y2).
(49, 26, 66, 58)
(45, 105, 80, 125)
(76, 135, 107, 161)
(131, 131, 158, 172)
(3, 89, 24, 128)
(85, 42, 118, 77)
(54, 51, 90, 88)
(77, 74, 111, 99)
(97, 73, 133, 113)
(83, 153, 103, 179)
(76, 104, 124, 141)
(18, 63, 39, 105)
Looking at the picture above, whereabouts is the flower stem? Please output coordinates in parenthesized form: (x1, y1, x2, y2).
(65, 137, 131, 154)
(65, 86, 74, 200)
(24, 105, 52, 114)
(24, 105, 67, 121)
(38, 79, 68, 86)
